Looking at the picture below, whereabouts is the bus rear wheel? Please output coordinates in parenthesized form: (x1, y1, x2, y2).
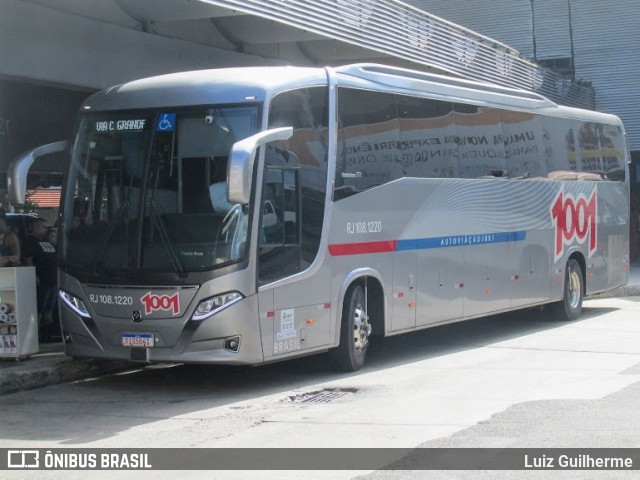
(330, 284, 371, 372)
(551, 258, 584, 321)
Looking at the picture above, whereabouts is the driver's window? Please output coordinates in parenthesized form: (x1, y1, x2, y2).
(261, 167, 300, 246)
(258, 85, 327, 285)
(258, 164, 301, 284)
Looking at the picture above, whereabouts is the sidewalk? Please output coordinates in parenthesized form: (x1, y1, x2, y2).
(1, 265, 639, 396)
(0, 343, 133, 395)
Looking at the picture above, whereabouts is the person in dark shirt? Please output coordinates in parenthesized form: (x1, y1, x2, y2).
(23, 218, 58, 334)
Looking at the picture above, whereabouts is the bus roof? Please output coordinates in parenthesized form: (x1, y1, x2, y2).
(334, 64, 622, 126)
(82, 66, 328, 111)
(81, 63, 623, 127)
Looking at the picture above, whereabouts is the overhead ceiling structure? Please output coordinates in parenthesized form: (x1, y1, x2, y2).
(23, 0, 594, 108)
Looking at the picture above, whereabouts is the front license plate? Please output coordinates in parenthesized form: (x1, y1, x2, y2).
(122, 333, 154, 348)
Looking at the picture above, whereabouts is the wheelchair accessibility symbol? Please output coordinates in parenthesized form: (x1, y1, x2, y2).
(156, 113, 176, 132)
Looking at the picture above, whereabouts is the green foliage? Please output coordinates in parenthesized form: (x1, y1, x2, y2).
(0, 190, 39, 215)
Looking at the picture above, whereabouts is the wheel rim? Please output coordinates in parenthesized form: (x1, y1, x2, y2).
(567, 265, 582, 310)
(352, 301, 370, 352)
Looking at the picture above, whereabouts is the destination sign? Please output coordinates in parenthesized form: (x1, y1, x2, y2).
(94, 119, 147, 132)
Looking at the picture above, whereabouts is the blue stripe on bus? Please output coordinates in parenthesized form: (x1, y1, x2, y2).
(395, 231, 527, 251)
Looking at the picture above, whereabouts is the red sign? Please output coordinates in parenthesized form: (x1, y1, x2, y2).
(140, 292, 180, 316)
(550, 188, 597, 262)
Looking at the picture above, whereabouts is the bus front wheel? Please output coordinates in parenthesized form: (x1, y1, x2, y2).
(551, 258, 584, 321)
(330, 284, 371, 372)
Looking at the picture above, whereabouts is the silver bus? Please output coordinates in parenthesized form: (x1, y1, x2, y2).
(47, 64, 629, 371)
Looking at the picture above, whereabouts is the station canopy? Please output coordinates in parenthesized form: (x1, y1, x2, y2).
(23, 0, 594, 108)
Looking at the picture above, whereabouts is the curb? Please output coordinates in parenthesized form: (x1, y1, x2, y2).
(0, 354, 134, 396)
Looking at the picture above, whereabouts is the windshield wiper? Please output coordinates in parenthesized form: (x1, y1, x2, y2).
(147, 199, 186, 277)
(90, 199, 129, 274)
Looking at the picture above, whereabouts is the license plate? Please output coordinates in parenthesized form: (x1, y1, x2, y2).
(122, 333, 154, 348)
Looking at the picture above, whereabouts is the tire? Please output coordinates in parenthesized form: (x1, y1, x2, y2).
(329, 284, 371, 372)
(551, 258, 584, 321)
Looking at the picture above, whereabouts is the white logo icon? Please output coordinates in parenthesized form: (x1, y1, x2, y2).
(8, 450, 39, 468)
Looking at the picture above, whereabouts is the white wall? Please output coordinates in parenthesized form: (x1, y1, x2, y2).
(408, 0, 640, 151)
(0, 0, 279, 90)
(571, 0, 640, 151)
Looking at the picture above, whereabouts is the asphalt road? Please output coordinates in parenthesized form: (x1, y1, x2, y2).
(2, 296, 640, 480)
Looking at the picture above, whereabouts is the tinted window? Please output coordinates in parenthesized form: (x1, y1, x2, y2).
(336, 89, 401, 198)
(451, 104, 508, 179)
(545, 118, 626, 181)
(334, 88, 625, 202)
(397, 95, 455, 179)
(499, 110, 546, 179)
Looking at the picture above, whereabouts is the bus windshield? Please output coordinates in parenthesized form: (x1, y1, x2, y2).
(60, 105, 260, 275)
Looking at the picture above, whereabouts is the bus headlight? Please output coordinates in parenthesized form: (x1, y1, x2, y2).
(59, 290, 91, 318)
(191, 291, 243, 321)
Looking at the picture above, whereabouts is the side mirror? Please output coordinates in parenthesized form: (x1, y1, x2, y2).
(227, 127, 293, 205)
(7, 140, 69, 204)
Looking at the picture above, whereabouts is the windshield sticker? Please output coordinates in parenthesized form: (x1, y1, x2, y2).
(95, 119, 147, 132)
(156, 113, 176, 132)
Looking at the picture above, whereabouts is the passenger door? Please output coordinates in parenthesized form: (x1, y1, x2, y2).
(258, 87, 332, 359)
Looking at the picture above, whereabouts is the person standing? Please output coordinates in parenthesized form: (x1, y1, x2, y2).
(23, 218, 58, 339)
(0, 210, 21, 267)
(44, 227, 60, 340)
